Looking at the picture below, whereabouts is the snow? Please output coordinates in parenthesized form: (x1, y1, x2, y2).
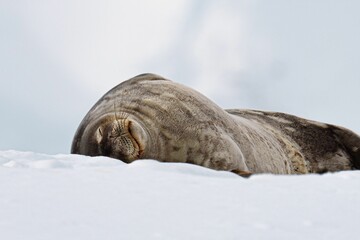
(1, 150, 359, 240)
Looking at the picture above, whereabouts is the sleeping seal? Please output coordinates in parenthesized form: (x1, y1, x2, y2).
(71, 73, 360, 176)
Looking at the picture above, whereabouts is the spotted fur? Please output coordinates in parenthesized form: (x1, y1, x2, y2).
(72, 73, 360, 176)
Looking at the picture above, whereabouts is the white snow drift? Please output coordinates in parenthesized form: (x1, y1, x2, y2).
(0, 150, 359, 240)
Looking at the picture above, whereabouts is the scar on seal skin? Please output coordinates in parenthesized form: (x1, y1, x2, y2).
(71, 73, 360, 177)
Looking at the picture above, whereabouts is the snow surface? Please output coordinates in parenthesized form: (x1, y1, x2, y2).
(1, 150, 359, 240)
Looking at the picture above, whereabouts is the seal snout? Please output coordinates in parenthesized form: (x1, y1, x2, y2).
(95, 116, 147, 163)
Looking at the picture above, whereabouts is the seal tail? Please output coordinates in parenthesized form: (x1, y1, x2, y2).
(331, 125, 360, 169)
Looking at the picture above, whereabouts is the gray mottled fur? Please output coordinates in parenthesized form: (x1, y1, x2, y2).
(71, 73, 360, 175)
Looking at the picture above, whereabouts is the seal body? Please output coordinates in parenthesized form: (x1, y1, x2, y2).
(71, 73, 360, 175)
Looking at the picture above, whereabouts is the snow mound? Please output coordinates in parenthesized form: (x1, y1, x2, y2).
(0, 150, 236, 178)
(0, 150, 123, 169)
(1, 150, 359, 240)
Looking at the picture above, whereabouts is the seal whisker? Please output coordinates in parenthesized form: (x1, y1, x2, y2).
(113, 102, 126, 137)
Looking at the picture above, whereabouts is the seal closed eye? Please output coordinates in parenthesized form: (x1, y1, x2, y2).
(71, 73, 360, 176)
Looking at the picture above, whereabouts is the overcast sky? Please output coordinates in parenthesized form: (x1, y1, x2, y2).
(1, 0, 359, 154)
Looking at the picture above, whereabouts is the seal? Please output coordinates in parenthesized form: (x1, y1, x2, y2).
(71, 73, 360, 176)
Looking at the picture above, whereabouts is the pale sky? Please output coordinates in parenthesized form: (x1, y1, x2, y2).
(1, 0, 359, 154)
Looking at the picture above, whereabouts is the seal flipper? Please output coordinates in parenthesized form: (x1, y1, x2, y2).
(231, 169, 253, 178)
(331, 125, 360, 169)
